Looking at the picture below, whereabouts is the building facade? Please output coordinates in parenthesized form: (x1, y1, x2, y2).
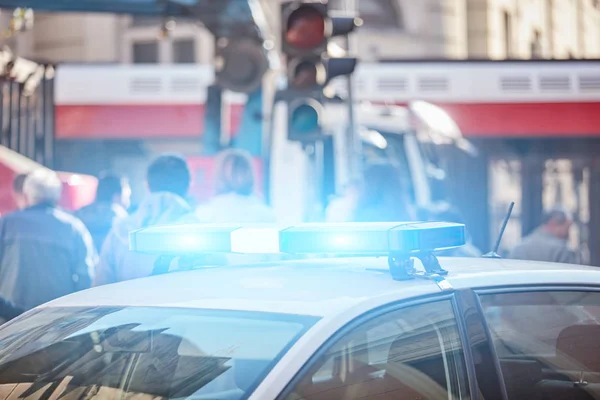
(1, 0, 600, 64)
(468, 0, 600, 59)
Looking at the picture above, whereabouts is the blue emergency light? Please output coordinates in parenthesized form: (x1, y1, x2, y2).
(129, 224, 241, 255)
(129, 222, 466, 255)
(279, 222, 465, 254)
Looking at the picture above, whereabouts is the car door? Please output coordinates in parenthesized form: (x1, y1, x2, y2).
(477, 286, 600, 400)
(276, 295, 472, 400)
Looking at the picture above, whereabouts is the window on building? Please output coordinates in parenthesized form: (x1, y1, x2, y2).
(130, 16, 161, 27)
(480, 290, 600, 400)
(329, 0, 403, 29)
(132, 41, 159, 63)
(361, 0, 404, 29)
(282, 300, 469, 399)
(504, 11, 513, 58)
(531, 30, 543, 59)
(546, 0, 554, 56)
(173, 39, 196, 64)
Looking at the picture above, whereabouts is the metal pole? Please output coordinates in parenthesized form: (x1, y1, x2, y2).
(45, 74, 55, 168)
(7, 81, 13, 151)
(304, 141, 324, 221)
(344, 0, 362, 180)
(314, 139, 324, 214)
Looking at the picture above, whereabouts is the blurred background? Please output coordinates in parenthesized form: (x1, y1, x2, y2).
(0, 0, 598, 263)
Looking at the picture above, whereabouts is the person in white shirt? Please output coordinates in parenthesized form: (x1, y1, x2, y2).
(196, 149, 276, 224)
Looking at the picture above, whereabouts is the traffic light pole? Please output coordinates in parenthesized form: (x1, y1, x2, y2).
(343, 0, 362, 181)
(304, 141, 324, 221)
(280, 1, 361, 218)
(344, 34, 361, 181)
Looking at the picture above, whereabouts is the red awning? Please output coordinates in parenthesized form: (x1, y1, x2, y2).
(436, 102, 600, 138)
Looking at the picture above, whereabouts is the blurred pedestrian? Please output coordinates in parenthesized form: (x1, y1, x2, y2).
(509, 206, 582, 264)
(352, 164, 416, 223)
(0, 169, 96, 310)
(96, 154, 198, 285)
(76, 172, 130, 253)
(12, 173, 28, 210)
(325, 180, 361, 223)
(196, 149, 276, 223)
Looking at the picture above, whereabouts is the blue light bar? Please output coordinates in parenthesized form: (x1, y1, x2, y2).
(279, 223, 403, 254)
(130, 224, 240, 255)
(279, 222, 465, 254)
(129, 222, 466, 255)
(388, 222, 466, 252)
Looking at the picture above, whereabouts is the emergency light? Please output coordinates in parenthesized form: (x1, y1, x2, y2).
(129, 224, 239, 255)
(129, 222, 466, 256)
(280, 222, 466, 254)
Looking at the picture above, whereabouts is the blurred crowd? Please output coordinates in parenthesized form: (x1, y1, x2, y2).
(0, 150, 584, 322)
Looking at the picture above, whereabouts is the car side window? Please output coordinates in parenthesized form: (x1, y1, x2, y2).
(283, 300, 470, 400)
(479, 290, 600, 400)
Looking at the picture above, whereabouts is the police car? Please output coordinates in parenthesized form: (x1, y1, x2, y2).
(0, 222, 598, 400)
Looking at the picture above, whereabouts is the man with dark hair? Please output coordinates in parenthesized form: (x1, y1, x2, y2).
(12, 173, 28, 210)
(146, 155, 191, 198)
(509, 206, 582, 264)
(95, 154, 197, 285)
(76, 172, 130, 253)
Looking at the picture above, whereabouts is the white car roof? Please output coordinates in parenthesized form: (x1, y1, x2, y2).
(44, 257, 600, 318)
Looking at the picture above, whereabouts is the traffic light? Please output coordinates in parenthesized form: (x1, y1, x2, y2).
(215, 37, 271, 94)
(281, 0, 360, 142)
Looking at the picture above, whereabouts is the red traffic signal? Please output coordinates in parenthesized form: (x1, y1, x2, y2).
(282, 2, 327, 55)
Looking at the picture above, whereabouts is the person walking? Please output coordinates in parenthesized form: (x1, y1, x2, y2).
(509, 207, 582, 264)
(0, 169, 96, 310)
(352, 163, 416, 223)
(96, 154, 197, 285)
(325, 180, 361, 223)
(196, 149, 276, 223)
(76, 172, 130, 253)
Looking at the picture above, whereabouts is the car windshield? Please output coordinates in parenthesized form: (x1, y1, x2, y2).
(0, 307, 317, 400)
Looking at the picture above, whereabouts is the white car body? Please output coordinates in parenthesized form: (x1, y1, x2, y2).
(40, 257, 600, 399)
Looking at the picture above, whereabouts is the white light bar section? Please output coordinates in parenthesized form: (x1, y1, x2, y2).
(230, 227, 281, 254)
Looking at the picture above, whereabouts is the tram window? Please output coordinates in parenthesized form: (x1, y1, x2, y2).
(133, 41, 159, 64)
(174, 39, 196, 64)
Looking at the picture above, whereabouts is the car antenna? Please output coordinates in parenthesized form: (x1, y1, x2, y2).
(483, 202, 515, 259)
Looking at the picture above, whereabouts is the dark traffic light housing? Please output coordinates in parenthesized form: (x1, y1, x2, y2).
(215, 37, 270, 93)
(330, 15, 361, 36)
(280, 0, 360, 143)
(324, 56, 357, 83)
